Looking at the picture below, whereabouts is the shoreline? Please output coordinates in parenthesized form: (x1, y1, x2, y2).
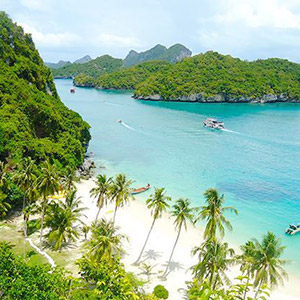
(76, 178, 300, 300)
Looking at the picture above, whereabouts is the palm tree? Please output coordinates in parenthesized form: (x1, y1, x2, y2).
(15, 158, 37, 236)
(252, 232, 288, 299)
(198, 188, 238, 240)
(191, 239, 235, 290)
(0, 162, 10, 218)
(62, 169, 78, 192)
(162, 198, 196, 277)
(134, 187, 171, 265)
(82, 224, 90, 240)
(90, 174, 113, 224)
(37, 160, 60, 247)
(87, 218, 127, 262)
(45, 190, 86, 250)
(110, 174, 134, 224)
(236, 240, 257, 300)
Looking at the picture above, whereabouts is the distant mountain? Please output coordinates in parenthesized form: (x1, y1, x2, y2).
(51, 55, 123, 78)
(73, 55, 92, 64)
(123, 43, 192, 67)
(45, 60, 71, 69)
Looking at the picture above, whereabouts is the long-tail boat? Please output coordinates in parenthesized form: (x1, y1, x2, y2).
(131, 184, 151, 195)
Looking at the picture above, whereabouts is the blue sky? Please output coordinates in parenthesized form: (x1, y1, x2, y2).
(2, 0, 300, 63)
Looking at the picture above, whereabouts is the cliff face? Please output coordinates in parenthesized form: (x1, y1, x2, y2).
(0, 12, 91, 169)
(123, 44, 192, 67)
(133, 93, 300, 103)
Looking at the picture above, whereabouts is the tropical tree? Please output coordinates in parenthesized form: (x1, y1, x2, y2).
(191, 239, 236, 290)
(162, 198, 196, 277)
(110, 174, 134, 223)
(236, 240, 257, 299)
(90, 174, 113, 224)
(197, 188, 238, 240)
(45, 190, 86, 250)
(0, 161, 8, 187)
(82, 224, 90, 240)
(87, 218, 127, 262)
(61, 169, 78, 192)
(15, 158, 37, 238)
(252, 232, 288, 299)
(37, 160, 60, 247)
(134, 187, 171, 265)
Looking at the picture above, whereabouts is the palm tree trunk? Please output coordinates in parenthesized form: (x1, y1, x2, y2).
(40, 198, 46, 248)
(163, 225, 182, 277)
(113, 205, 118, 224)
(254, 281, 263, 299)
(134, 217, 156, 265)
(22, 195, 26, 259)
(95, 206, 101, 224)
(243, 271, 251, 300)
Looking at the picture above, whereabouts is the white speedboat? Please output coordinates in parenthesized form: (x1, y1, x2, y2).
(117, 119, 122, 124)
(203, 118, 224, 129)
(285, 223, 300, 235)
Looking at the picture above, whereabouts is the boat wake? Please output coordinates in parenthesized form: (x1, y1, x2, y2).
(104, 101, 122, 106)
(221, 128, 241, 135)
(120, 121, 136, 131)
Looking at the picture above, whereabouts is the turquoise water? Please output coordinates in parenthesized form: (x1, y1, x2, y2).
(56, 79, 300, 275)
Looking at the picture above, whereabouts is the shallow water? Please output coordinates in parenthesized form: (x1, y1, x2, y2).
(56, 79, 300, 275)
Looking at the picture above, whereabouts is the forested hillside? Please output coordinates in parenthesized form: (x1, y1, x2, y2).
(0, 12, 91, 169)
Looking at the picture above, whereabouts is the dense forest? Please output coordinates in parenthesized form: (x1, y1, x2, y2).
(0, 12, 91, 170)
(74, 60, 171, 90)
(73, 51, 300, 103)
(51, 55, 123, 78)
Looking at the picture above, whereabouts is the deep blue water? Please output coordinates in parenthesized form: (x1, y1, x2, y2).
(55, 79, 300, 275)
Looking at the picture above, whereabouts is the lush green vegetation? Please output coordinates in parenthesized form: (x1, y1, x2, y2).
(52, 55, 123, 78)
(94, 61, 171, 90)
(0, 12, 91, 171)
(134, 51, 300, 101)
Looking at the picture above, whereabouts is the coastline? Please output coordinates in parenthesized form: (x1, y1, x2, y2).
(76, 178, 300, 300)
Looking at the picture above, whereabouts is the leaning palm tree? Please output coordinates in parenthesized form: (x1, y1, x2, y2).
(37, 160, 60, 247)
(0, 161, 8, 187)
(45, 190, 86, 250)
(191, 239, 236, 290)
(87, 218, 127, 262)
(198, 188, 238, 241)
(110, 174, 134, 224)
(236, 240, 257, 300)
(252, 232, 288, 299)
(134, 187, 171, 265)
(90, 174, 113, 224)
(162, 198, 196, 277)
(61, 169, 78, 192)
(0, 191, 11, 218)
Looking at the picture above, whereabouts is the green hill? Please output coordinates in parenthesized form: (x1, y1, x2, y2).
(0, 12, 91, 169)
(134, 51, 300, 102)
(123, 43, 192, 67)
(74, 60, 171, 89)
(45, 60, 71, 69)
(51, 55, 123, 78)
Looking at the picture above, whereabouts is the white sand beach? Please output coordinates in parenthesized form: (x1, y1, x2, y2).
(76, 179, 300, 300)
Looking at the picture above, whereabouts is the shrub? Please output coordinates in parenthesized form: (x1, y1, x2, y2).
(153, 284, 169, 299)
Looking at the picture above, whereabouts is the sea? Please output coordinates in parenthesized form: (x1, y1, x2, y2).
(55, 79, 300, 276)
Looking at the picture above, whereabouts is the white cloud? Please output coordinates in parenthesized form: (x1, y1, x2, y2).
(20, 23, 81, 47)
(95, 33, 142, 48)
(215, 0, 300, 29)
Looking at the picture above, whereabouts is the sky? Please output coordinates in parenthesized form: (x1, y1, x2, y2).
(2, 0, 300, 63)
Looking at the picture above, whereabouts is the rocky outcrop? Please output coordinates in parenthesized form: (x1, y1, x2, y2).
(124, 44, 192, 67)
(133, 93, 300, 103)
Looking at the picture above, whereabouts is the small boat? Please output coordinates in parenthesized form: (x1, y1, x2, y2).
(203, 118, 224, 130)
(70, 88, 75, 93)
(131, 184, 151, 195)
(117, 119, 122, 124)
(285, 223, 300, 235)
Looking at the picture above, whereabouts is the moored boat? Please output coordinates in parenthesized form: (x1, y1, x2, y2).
(70, 87, 75, 93)
(203, 118, 224, 129)
(131, 184, 151, 195)
(285, 223, 300, 235)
